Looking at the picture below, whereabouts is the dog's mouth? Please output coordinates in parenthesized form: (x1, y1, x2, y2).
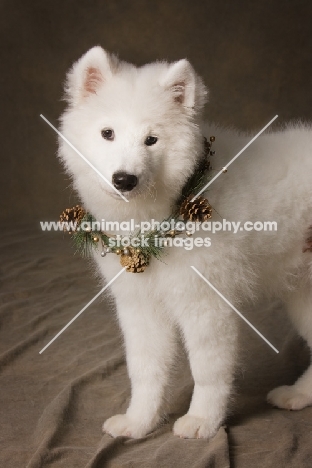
(99, 176, 148, 199)
(109, 188, 135, 201)
(100, 176, 155, 202)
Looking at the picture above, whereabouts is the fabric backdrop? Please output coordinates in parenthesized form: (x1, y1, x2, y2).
(1, 1, 312, 467)
(1, 0, 312, 222)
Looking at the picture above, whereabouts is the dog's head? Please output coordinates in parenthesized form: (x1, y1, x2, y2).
(59, 46, 207, 212)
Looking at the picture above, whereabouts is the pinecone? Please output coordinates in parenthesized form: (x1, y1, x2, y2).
(180, 195, 212, 222)
(120, 247, 149, 273)
(60, 205, 86, 233)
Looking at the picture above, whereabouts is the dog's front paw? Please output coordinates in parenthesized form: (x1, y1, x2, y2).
(267, 385, 312, 410)
(173, 414, 219, 439)
(103, 414, 150, 438)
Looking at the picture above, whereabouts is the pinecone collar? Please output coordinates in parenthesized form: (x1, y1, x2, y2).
(60, 135, 216, 272)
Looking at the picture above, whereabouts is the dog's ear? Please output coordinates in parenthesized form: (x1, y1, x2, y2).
(65, 46, 116, 105)
(160, 59, 207, 110)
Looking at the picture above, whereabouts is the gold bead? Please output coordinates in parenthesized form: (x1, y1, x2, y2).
(169, 230, 176, 237)
(116, 249, 121, 255)
(136, 248, 141, 253)
(93, 236, 99, 242)
(210, 136, 215, 142)
(186, 231, 193, 237)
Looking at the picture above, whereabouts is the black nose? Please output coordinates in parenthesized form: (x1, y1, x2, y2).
(112, 172, 138, 192)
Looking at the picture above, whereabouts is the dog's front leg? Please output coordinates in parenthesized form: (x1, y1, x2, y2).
(173, 303, 237, 439)
(103, 300, 176, 438)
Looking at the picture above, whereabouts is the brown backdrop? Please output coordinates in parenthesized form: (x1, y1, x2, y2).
(1, 0, 312, 223)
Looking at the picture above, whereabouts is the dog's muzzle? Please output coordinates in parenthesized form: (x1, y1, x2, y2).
(112, 171, 138, 192)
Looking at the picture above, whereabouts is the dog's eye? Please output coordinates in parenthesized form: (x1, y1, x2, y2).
(101, 129, 114, 141)
(145, 136, 158, 146)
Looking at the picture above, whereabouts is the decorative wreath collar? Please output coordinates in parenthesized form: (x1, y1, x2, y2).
(60, 136, 216, 272)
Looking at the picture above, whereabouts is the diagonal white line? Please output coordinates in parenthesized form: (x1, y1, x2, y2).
(192, 115, 278, 201)
(40, 114, 129, 203)
(39, 268, 126, 354)
(191, 266, 279, 353)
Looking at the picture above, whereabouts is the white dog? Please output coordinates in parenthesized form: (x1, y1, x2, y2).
(58, 46, 312, 439)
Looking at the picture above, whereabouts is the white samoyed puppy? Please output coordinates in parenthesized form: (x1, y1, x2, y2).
(58, 46, 312, 439)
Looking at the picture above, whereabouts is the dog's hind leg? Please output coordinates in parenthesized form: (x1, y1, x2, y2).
(267, 282, 312, 410)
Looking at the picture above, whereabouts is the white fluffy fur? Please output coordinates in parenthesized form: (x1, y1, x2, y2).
(59, 46, 312, 439)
